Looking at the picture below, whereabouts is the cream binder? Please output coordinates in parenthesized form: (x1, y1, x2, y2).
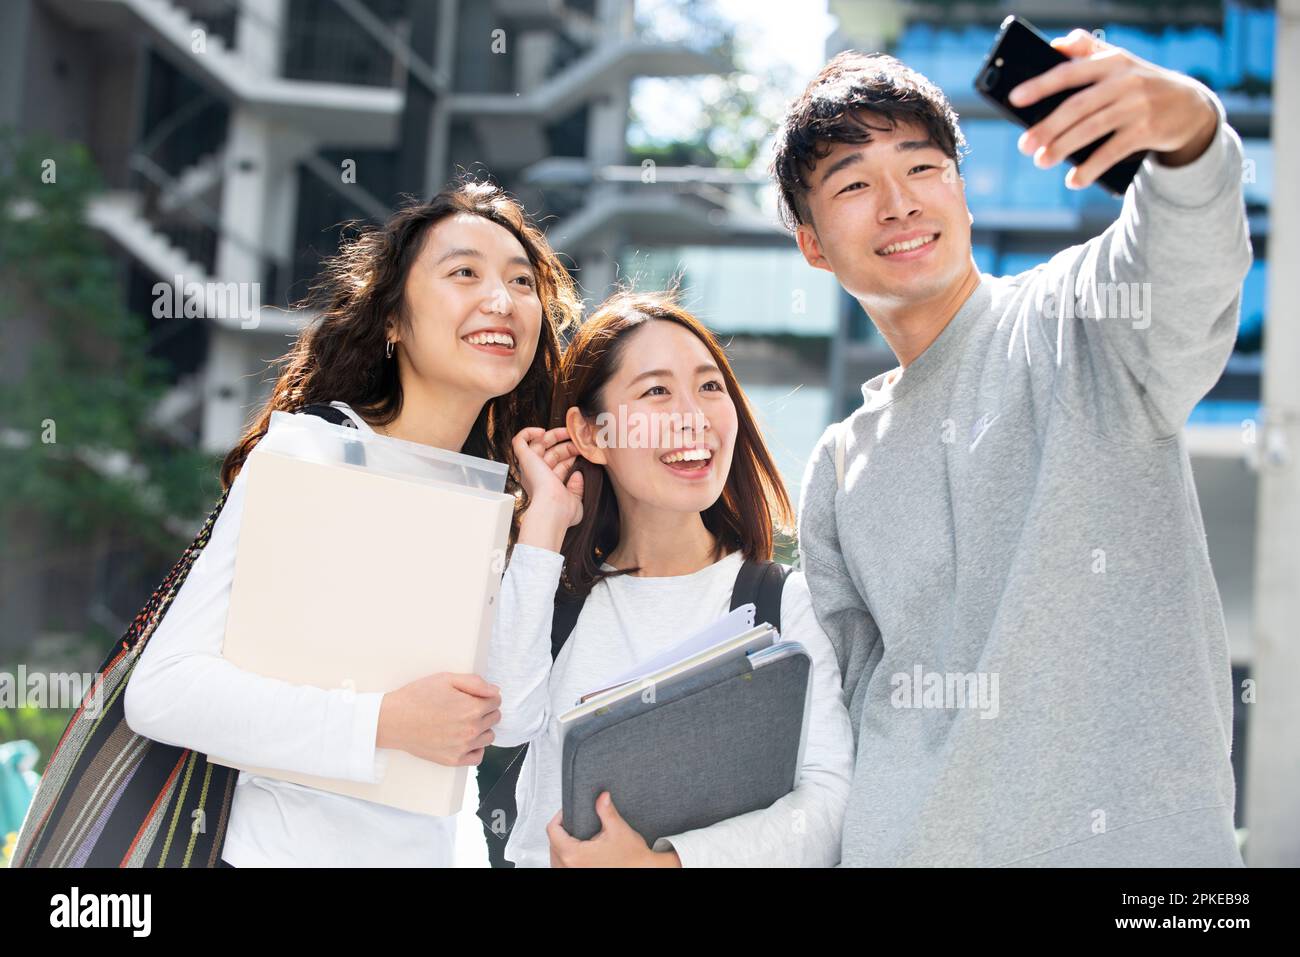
(208, 434, 514, 817)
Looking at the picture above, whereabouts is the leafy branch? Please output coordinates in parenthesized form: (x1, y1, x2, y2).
(0, 128, 220, 555)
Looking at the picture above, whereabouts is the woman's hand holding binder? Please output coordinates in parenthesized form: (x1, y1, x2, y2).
(376, 673, 502, 766)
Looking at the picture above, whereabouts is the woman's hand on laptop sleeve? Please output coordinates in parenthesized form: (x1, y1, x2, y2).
(546, 794, 681, 867)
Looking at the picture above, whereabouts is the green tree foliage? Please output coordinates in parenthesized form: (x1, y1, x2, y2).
(629, 0, 793, 171)
(0, 128, 219, 552)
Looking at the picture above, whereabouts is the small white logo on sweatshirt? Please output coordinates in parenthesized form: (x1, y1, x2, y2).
(969, 412, 1000, 451)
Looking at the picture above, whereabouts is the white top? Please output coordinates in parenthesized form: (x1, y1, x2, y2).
(123, 401, 482, 867)
(486, 544, 855, 867)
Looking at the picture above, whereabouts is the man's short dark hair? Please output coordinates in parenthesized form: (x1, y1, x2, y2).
(770, 51, 967, 231)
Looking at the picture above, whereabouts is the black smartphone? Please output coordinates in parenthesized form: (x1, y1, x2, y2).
(974, 15, 1146, 197)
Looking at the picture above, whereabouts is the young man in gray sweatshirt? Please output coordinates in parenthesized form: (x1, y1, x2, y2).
(778, 29, 1250, 866)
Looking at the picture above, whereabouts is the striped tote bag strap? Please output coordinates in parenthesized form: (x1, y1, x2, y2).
(10, 486, 241, 867)
(13, 404, 355, 866)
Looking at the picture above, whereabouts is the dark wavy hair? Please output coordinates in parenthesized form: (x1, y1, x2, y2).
(220, 177, 582, 544)
(553, 290, 795, 599)
(771, 50, 967, 231)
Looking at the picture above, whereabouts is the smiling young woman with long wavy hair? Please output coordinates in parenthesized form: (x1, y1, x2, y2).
(121, 178, 582, 867)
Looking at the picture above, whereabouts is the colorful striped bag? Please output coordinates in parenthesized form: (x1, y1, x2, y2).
(10, 404, 351, 867)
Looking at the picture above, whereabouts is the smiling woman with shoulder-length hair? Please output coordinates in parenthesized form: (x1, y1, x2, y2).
(483, 288, 856, 868)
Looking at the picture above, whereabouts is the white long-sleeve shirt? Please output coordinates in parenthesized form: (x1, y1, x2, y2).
(486, 544, 855, 867)
(123, 401, 457, 867)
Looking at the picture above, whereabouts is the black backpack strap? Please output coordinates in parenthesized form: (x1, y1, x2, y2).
(550, 584, 587, 662)
(477, 577, 586, 861)
(730, 557, 791, 633)
(298, 402, 358, 428)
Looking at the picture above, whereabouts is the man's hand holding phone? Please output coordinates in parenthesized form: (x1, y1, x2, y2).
(1008, 28, 1220, 190)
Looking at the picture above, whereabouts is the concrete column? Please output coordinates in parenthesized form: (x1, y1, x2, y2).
(216, 108, 273, 284)
(577, 233, 620, 305)
(597, 0, 634, 41)
(573, 1, 635, 307)
(235, 0, 286, 76)
(203, 107, 274, 452)
(1244, 0, 1300, 866)
(427, 0, 459, 193)
(200, 327, 254, 453)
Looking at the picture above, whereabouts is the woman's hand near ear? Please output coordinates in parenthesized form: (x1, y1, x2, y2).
(513, 426, 584, 553)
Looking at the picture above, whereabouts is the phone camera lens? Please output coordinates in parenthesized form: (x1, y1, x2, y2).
(979, 65, 1000, 91)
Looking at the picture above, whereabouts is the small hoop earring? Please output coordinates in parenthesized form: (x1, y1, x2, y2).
(385, 340, 394, 360)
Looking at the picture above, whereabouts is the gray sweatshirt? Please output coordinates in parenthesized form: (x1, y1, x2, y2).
(797, 85, 1250, 867)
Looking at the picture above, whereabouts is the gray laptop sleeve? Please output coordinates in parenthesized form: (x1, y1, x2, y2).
(560, 649, 811, 843)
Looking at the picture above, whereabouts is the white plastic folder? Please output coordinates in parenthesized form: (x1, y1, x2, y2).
(208, 411, 515, 817)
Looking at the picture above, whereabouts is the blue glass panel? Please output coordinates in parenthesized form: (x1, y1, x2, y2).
(1241, 138, 1272, 207)
(1187, 399, 1260, 426)
(1101, 24, 1162, 65)
(996, 250, 1047, 279)
(1239, 259, 1267, 346)
(1245, 7, 1275, 80)
(1164, 27, 1223, 85)
(1224, 2, 1246, 86)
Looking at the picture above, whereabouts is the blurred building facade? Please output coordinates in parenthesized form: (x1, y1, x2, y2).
(1, 0, 785, 456)
(1, 0, 1292, 865)
(1, 1, 1278, 664)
